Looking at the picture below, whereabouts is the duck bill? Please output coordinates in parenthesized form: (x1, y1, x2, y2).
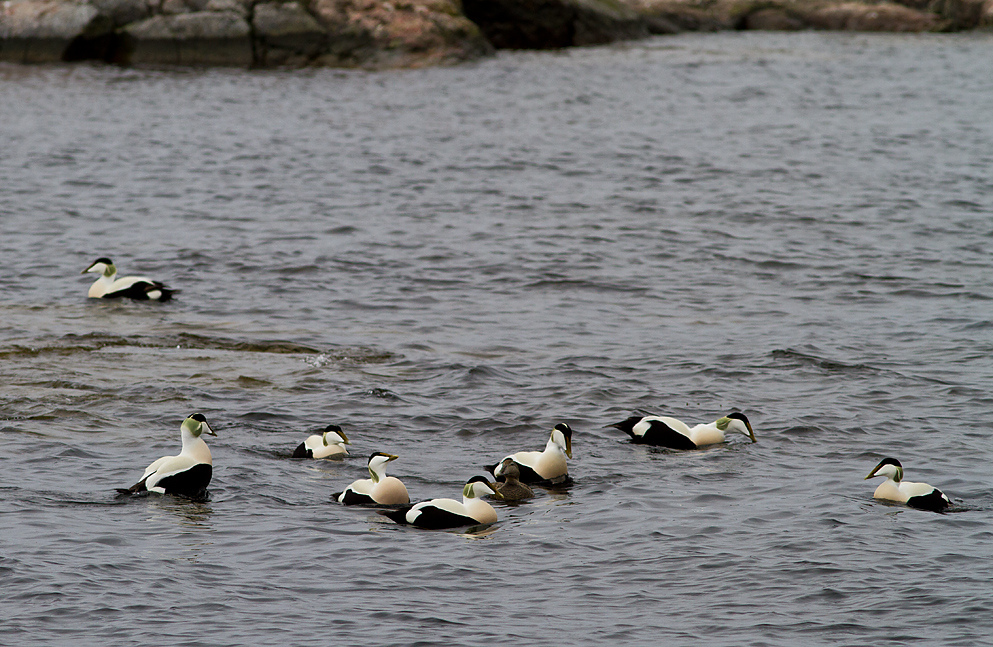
(488, 482, 504, 499)
(864, 469, 878, 480)
(81, 262, 98, 274)
(746, 423, 756, 443)
(566, 437, 572, 459)
(203, 422, 217, 436)
(339, 432, 351, 445)
(386, 454, 399, 462)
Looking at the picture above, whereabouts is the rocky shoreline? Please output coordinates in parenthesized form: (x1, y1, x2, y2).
(1, 0, 991, 68)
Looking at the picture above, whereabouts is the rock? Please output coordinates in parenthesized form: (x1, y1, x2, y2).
(460, 0, 651, 49)
(253, 1, 326, 65)
(805, 1, 944, 30)
(89, 0, 150, 26)
(928, 0, 989, 27)
(204, 0, 248, 16)
(619, 0, 734, 32)
(117, 10, 252, 65)
(160, 0, 190, 13)
(308, 0, 491, 68)
(0, 0, 113, 62)
(741, 7, 804, 29)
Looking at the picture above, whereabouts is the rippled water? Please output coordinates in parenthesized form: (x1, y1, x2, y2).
(3, 32, 993, 646)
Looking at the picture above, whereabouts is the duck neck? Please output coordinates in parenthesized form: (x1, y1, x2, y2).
(90, 272, 115, 296)
(369, 464, 386, 483)
(691, 422, 724, 445)
(179, 427, 205, 456)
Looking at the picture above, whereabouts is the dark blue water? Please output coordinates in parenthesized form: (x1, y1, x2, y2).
(2, 31, 993, 646)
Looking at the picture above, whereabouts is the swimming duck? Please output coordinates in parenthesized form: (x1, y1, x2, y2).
(865, 457, 950, 512)
(489, 458, 534, 501)
(608, 412, 755, 449)
(117, 413, 215, 498)
(82, 257, 177, 301)
(381, 476, 502, 529)
(336, 452, 410, 505)
(291, 424, 350, 459)
(486, 423, 572, 484)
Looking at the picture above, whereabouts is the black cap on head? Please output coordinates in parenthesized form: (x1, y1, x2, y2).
(190, 413, 207, 423)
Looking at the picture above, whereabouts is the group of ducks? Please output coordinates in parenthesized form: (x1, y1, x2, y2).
(91, 257, 953, 522)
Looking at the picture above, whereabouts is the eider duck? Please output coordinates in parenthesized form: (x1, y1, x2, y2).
(608, 412, 755, 449)
(336, 452, 410, 505)
(291, 424, 350, 459)
(82, 257, 177, 301)
(486, 422, 572, 483)
(381, 476, 502, 529)
(486, 423, 572, 484)
(865, 457, 950, 512)
(489, 458, 534, 501)
(118, 413, 215, 498)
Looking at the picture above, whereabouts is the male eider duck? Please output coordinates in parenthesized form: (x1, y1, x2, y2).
(381, 476, 502, 529)
(489, 458, 534, 501)
(608, 412, 755, 449)
(865, 457, 950, 512)
(118, 413, 215, 498)
(291, 424, 350, 459)
(486, 423, 572, 484)
(336, 452, 410, 505)
(82, 257, 177, 301)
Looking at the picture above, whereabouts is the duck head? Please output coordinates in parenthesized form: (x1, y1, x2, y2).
(551, 423, 573, 458)
(82, 257, 116, 278)
(367, 452, 398, 483)
(183, 413, 216, 438)
(717, 412, 755, 443)
(865, 457, 903, 482)
(323, 424, 350, 448)
(464, 475, 502, 499)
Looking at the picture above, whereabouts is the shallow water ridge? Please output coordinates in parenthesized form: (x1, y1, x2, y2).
(3, 32, 993, 647)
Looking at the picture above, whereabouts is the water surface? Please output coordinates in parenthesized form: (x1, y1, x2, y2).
(2, 32, 993, 646)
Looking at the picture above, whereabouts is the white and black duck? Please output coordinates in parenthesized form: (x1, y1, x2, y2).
(291, 424, 350, 459)
(865, 457, 950, 512)
(381, 476, 502, 529)
(118, 413, 215, 499)
(82, 257, 177, 301)
(335, 452, 410, 505)
(608, 412, 755, 449)
(486, 423, 573, 484)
